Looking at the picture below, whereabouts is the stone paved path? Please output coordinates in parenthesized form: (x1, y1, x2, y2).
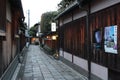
(22, 45, 88, 80)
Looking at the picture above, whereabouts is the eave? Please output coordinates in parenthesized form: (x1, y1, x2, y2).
(9, 0, 24, 20)
(55, 0, 92, 20)
(55, 1, 78, 20)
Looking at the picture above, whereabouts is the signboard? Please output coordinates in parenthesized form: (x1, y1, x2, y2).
(51, 23, 56, 32)
(104, 25, 117, 54)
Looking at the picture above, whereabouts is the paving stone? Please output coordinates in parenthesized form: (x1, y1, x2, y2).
(21, 45, 88, 80)
(43, 73, 53, 78)
(44, 78, 54, 80)
(63, 74, 74, 80)
(24, 73, 33, 77)
(53, 75, 65, 79)
(22, 76, 33, 80)
(33, 76, 44, 80)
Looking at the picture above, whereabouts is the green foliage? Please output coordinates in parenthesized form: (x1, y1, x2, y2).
(29, 26, 36, 36)
(40, 11, 58, 33)
(58, 0, 75, 12)
(20, 22, 27, 34)
(40, 0, 75, 34)
(29, 23, 40, 37)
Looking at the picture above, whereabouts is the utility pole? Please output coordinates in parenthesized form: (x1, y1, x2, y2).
(26, 9, 30, 47)
(28, 9, 30, 30)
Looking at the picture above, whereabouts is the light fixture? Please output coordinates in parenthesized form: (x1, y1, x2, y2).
(52, 35, 57, 40)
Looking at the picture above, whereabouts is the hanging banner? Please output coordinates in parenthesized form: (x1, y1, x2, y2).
(104, 25, 117, 54)
(51, 23, 56, 32)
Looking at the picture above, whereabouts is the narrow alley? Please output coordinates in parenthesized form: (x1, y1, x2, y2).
(19, 45, 88, 80)
(0, 0, 120, 80)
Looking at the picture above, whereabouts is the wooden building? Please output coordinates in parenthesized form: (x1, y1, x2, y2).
(0, 0, 25, 79)
(42, 32, 58, 51)
(56, 0, 120, 80)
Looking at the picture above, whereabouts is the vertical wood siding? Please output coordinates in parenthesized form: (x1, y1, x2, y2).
(59, 3, 120, 71)
(60, 17, 87, 58)
(0, 0, 6, 77)
(0, 0, 6, 31)
(0, 0, 24, 78)
(0, 37, 3, 77)
(90, 3, 120, 70)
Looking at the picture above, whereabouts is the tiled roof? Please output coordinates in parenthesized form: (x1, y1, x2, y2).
(55, 1, 78, 19)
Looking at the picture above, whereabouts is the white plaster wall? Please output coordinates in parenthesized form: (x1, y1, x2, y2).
(59, 49, 63, 57)
(73, 56, 88, 71)
(73, 11, 86, 20)
(91, 0, 120, 13)
(73, 0, 120, 21)
(91, 62, 108, 80)
(64, 51, 72, 62)
(63, 16, 72, 24)
(59, 0, 120, 27)
(6, 1, 12, 22)
(61, 51, 108, 80)
(73, 56, 108, 80)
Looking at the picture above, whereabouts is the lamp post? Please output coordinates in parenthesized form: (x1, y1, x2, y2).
(76, 0, 91, 80)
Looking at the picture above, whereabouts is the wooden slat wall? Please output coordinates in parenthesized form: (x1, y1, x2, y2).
(0, 37, 3, 77)
(90, 3, 120, 70)
(45, 40, 52, 49)
(60, 17, 87, 58)
(0, 0, 6, 31)
(45, 39, 58, 50)
(0, 0, 6, 77)
(20, 34, 26, 51)
(59, 3, 120, 71)
(0, 0, 24, 78)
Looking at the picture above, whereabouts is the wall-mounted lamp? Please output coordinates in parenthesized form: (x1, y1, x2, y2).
(52, 35, 57, 40)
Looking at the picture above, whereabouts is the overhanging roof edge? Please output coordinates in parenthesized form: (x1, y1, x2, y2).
(55, 0, 93, 20)
(55, 1, 78, 20)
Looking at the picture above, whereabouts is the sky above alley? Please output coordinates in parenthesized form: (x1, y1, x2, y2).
(21, 0, 61, 27)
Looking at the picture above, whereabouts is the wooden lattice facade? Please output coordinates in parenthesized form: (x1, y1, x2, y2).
(56, 1, 120, 80)
(0, 0, 25, 79)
